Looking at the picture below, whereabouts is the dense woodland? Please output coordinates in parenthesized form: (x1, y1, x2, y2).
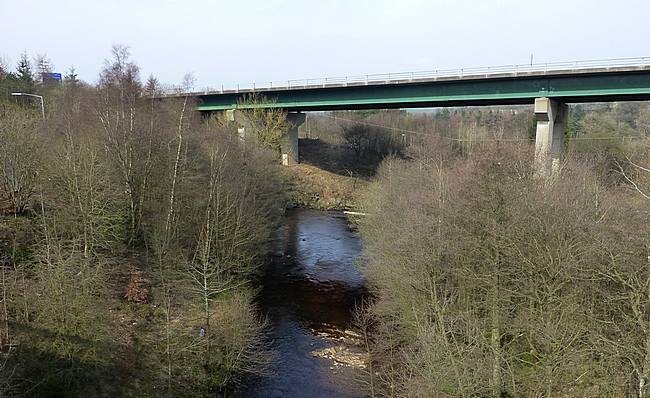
(356, 103, 650, 396)
(3, 47, 650, 398)
(0, 47, 288, 397)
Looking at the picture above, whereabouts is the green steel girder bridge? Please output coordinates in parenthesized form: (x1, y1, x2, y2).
(172, 57, 650, 111)
(163, 57, 650, 173)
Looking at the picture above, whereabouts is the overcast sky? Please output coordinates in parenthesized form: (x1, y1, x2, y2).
(1, 0, 649, 88)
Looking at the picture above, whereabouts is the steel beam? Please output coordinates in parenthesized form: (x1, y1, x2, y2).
(196, 69, 650, 112)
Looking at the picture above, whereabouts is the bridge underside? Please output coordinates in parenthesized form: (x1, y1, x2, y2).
(220, 93, 650, 112)
(200, 93, 650, 112)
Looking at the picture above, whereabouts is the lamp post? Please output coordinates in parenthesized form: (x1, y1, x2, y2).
(11, 92, 45, 120)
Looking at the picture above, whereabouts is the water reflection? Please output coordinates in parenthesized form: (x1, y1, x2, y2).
(238, 209, 368, 398)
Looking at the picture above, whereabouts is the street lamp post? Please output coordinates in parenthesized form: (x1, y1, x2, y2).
(11, 92, 45, 120)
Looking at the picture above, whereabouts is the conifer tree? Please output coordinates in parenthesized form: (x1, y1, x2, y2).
(64, 66, 78, 84)
(16, 52, 34, 85)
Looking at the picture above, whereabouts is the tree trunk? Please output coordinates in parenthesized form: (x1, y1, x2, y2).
(490, 272, 502, 398)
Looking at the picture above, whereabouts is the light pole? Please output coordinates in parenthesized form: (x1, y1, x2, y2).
(11, 92, 45, 120)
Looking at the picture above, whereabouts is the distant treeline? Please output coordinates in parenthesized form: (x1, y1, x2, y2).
(302, 101, 650, 176)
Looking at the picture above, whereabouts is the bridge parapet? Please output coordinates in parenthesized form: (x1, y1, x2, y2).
(159, 56, 650, 97)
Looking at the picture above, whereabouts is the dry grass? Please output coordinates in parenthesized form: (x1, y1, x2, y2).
(283, 163, 367, 210)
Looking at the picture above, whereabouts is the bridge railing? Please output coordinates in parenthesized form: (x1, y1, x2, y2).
(158, 56, 650, 97)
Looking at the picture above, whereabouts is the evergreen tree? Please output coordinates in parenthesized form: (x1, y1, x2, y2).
(144, 74, 160, 96)
(14, 52, 36, 94)
(437, 108, 451, 120)
(16, 52, 34, 85)
(568, 104, 585, 137)
(64, 66, 78, 83)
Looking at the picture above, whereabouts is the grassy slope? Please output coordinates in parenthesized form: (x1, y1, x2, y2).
(283, 138, 375, 210)
(283, 163, 367, 210)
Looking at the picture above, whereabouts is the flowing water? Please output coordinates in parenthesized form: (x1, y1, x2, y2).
(238, 209, 368, 398)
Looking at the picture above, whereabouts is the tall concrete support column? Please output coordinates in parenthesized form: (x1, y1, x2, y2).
(225, 109, 246, 140)
(282, 112, 305, 166)
(225, 109, 305, 166)
(534, 97, 567, 176)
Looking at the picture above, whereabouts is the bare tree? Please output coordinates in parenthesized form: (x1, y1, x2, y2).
(615, 140, 650, 200)
(238, 93, 289, 155)
(51, 130, 123, 257)
(342, 123, 370, 160)
(182, 116, 278, 390)
(33, 54, 53, 82)
(0, 103, 42, 213)
(96, 45, 152, 245)
(356, 140, 634, 397)
(151, 93, 190, 392)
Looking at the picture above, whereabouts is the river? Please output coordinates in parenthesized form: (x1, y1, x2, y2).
(238, 209, 368, 398)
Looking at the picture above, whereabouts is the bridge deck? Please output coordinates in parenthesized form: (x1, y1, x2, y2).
(159, 58, 650, 111)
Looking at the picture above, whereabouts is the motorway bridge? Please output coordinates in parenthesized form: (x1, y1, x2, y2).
(164, 57, 650, 173)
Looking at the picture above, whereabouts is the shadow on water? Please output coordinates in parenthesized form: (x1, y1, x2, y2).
(238, 209, 369, 398)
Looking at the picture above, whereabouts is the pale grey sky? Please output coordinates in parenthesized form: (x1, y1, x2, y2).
(1, 0, 649, 88)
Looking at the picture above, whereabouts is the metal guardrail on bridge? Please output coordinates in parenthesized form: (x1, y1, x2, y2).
(159, 56, 650, 97)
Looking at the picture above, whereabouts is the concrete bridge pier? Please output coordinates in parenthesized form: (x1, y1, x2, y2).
(225, 109, 305, 166)
(225, 109, 246, 140)
(282, 112, 305, 166)
(534, 97, 567, 176)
